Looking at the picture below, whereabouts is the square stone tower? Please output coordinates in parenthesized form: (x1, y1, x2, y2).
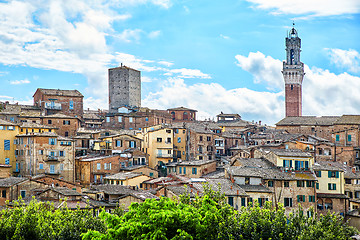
(282, 25, 305, 117)
(108, 65, 141, 113)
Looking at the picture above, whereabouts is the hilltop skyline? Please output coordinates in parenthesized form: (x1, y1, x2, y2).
(0, 0, 359, 124)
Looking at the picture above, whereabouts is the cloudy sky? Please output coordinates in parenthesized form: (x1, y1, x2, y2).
(0, 0, 359, 125)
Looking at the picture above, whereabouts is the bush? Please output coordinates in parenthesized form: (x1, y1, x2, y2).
(0, 198, 106, 240)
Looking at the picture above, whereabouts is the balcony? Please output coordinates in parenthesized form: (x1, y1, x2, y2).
(46, 155, 59, 161)
(156, 154, 173, 158)
(45, 170, 61, 175)
(44, 102, 62, 110)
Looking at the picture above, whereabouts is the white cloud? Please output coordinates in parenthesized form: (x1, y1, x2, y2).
(148, 30, 161, 39)
(116, 29, 143, 43)
(168, 68, 211, 79)
(158, 60, 174, 67)
(246, 0, 360, 17)
(151, 0, 172, 9)
(326, 48, 360, 73)
(84, 96, 108, 111)
(143, 78, 283, 123)
(10, 79, 30, 85)
(220, 34, 230, 40)
(141, 76, 153, 82)
(235, 51, 360, 121)
(235, 51, 283, 89)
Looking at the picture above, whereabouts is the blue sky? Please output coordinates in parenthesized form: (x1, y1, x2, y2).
(0, 0, 359, 124)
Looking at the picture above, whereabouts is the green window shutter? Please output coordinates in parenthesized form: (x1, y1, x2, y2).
(297, 195, 300, 202)
(319, 171, 321, 177)
(316, 183, 319, 189)
(303, 195, 305, 202)
(336, 135, 339, 141)
(328, 171, 332, 178)
(334, 184, 336, 190)
(328, 183, 331, 190)
(336, 171, 339, 178)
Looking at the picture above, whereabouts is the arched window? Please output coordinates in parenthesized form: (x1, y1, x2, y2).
(290, 49, 295, 64)
(183, 112, 188, 120)
(171, 111, 175, 120)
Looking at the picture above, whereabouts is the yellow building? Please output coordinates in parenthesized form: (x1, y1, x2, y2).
(103, 172, 151, 189)
(19, 122, 56, 134)
(313, 160, 348, 216)
(0, 119, 19, 171)
(141, 126, 174, 169)
(172, 126, 187, 161)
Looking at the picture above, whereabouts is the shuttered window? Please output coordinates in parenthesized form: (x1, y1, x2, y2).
(4, 140, 10, 150)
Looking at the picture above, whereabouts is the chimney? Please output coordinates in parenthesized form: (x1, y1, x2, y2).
(352, 167, 356, 173)
(230, 185, 233, 190)
(237, 190, 239, 195)
(259, 121, 262, 125)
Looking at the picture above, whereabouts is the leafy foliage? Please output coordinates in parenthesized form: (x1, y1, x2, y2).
(0, 198, 106, 240)
(83, 184, 358, 240)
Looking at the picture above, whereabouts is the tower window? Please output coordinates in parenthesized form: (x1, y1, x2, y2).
(291, 85, 293, 90)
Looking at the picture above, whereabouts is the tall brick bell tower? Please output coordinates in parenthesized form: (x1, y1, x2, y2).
(282, 24, 305, 117)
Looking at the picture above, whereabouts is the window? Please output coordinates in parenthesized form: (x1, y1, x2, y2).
(7, 126, 14, 130)
(49, 138, 56, 145)
(179, 167, 182, 174)
(4, 140, 10, 150)
(129, 117, 133, 123)
(145, 117, 148, 122)
(241, 198, 246, 207)
(258, 198, 268, 207)
(48, 119, 52, 124)
(309, 195, 315, 202)
(106, 117, 110, 122)
(69, 100, 74, 109)
(49, 165, 55, 174)
(97, 163, 101, 170)
(199, 136, 203, 141)
(245, 177, 250, 185)
(328, 171, 339, 178)
(166, 138, 171, 143)
(109, 163, 111, 170)
(295, 160, 308, 170)
(297, 195, 306, 202)
(1, 190, 6, 198)
(328, 183, 336, 190)
(157, 138, 162, 142)
(39, 163, 43, 170)
(177, 137, 181, 143)
(166, 130, 171, 133)
(64, 131, 69, 137)
(268, 181, 274, 187)
(297, 180, 305, 187)
(284, 181, 290, 187)
(5, 158, 10, 165)
(316, 183, 319, 189)
(315, 171, 321, 177)
(9, 117, 14, 122)
(150, 172, 154, 177)
(336, 135, 339, 142)
(207, 136, 211, 141)
(59, 151, 65, 157)
(306, 181, 314, 187)
(20, 190, 26, 198)
(198, 146, 203, 154)
(183, 167, 186, 174)
(228, 197, 234, 206)
(118, 116, 122, 122)
(129, 141, 136, 148)
(284, 198, 293, 207)
(348, 135, 352, 142)
(283, 160, 292, 168)
(116, 140, 122, 147)
(192, 168, 197, 175)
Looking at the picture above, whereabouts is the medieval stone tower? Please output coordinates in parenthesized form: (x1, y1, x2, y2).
(282, 25, 305, 117)
(108, 65, 141, 113)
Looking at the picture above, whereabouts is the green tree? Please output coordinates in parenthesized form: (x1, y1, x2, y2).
(0, 198, 106, 240)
